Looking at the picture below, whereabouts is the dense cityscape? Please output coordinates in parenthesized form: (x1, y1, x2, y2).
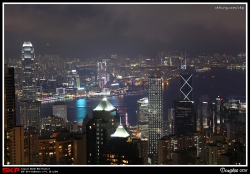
(3, 41, 246, 166)
(3, 2, 247, 168)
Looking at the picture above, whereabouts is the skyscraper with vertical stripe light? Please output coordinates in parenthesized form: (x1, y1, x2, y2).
(21, 41, 36, 101)
(148, 76, 163, 156)
(20, 41, 41, 128)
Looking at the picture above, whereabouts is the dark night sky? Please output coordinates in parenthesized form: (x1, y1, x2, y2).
(3, 2, 247, 60)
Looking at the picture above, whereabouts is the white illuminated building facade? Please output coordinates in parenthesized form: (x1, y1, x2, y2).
(226, 95, 246, 113)
(148, 77, 163, 155)
(198, 95, 211, 132)
(137, 97, 149, 139)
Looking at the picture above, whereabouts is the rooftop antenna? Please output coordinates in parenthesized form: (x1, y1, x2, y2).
(181, 52, 186, 70)
(185, 52, 187, 68)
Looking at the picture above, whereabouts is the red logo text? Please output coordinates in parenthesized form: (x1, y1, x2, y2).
(2, 168, 21, 173)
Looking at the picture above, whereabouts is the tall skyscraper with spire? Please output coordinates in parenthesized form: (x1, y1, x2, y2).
(21, 41, 36, 101)
(148, 76, 163, 156)
(20, 41, 41, 128)
(179, 53, 193, 101)
(172, 53, 196, 136)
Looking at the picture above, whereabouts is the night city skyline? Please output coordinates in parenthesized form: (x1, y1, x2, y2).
(3, 2, 246, 60)
(2, 2, 247, 167)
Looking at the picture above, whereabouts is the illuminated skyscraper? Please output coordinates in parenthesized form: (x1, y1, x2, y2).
(211, 96, 225, 135)
(172, 55, 196, 136)
(20, 41, 41, 128)
(180, 70, 193, 101)
(21, 41, 36, 101)
(86, 97, 120, 164)
(179, 54, 193, 101)
(148, 76, 163, 156)
(137, 97, 149, 139)
(71, 70, 80, 88)
(198, 95, 212, 133)
(108, 124, 144, 165)
(97, 61, 107, 86)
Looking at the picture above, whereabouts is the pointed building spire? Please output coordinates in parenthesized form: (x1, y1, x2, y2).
(111, 123, 130, 138)
(93, 97, 116, 111)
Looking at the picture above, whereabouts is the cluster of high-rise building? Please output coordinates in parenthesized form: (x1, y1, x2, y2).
(135, 69, 246, 164)
(3, 41, 246, 165)
(135, 55, 246, 165)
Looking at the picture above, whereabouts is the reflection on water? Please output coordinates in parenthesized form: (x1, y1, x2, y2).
(40, 94, 148, 124)
(16, 67, 246, 126)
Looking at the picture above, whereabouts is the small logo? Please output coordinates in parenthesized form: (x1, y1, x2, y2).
(2, 168, 21, 173)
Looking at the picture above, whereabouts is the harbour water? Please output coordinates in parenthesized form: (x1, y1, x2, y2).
(16, 67, 246, 126)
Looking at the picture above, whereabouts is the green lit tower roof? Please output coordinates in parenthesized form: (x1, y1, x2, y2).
(93, 97, 116, 111)
(111, 123, 130, 138)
